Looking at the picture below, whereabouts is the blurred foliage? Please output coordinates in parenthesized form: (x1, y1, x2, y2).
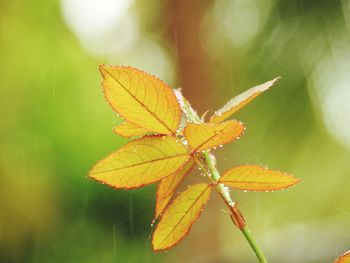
(1, 0, 350, 262)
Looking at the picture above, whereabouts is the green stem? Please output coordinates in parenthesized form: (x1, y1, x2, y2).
(241, 227, 268, 263)
(178, 90, 268, 263)
(203, 151, 235, 206)
(204, 150, 268, 263)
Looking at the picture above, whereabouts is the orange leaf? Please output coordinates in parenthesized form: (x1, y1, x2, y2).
(219, 165, 300, 191)
(334, 251, 350, 263)
(152, 183, 212, 252)
(100, 65, 181, 134)
(183, 121, 245, 151)
(89, 136, 190, 189)
(155, 159, 195, 219)
(113, 122, 149, 138)
(210, 77, 281, 124)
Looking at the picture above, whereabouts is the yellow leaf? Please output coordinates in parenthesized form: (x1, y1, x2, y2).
(89, 136, 190, 189)
(219, 165, 300, 191)
(155, 159, 195, 219)
(100, 65, 181, 134)
(183, 121, 245, 151)
(210, 77, 281, 124)
(113, 122, 149, 138)
(152, 183, 212, 252)
(335, 251, 350, 263)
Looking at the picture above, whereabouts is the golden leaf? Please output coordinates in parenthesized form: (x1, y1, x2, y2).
(210, 77, 280, 124)
(152, 183, 212, 252)
(89, 136, 190, 189)
(219, 165, 300, 191)
(183, 121, 244, 151)
(100, 65, 181, 134)
(113, 122, 149, 138)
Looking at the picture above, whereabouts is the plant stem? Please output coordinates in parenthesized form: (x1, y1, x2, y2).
(203, 151, 268, 263)
(177, 91, 268, 262)
(241, 227, 268, 263)
(203, 151, 235, 206)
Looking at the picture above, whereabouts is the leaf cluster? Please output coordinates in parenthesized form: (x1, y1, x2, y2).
(89, 65, 300, 251)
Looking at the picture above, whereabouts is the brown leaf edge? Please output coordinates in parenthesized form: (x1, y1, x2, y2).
(334, 250, 350, 263)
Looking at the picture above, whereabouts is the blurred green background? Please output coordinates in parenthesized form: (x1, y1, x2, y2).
(1, 0, 350, 262)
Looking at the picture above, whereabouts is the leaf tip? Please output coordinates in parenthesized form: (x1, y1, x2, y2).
(98, 64, 108, 74)
(293, 176, 302, 185)
(151, 232, 174, 253)
(151, 239, 161, 253)
(272, 76, 282, 84)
